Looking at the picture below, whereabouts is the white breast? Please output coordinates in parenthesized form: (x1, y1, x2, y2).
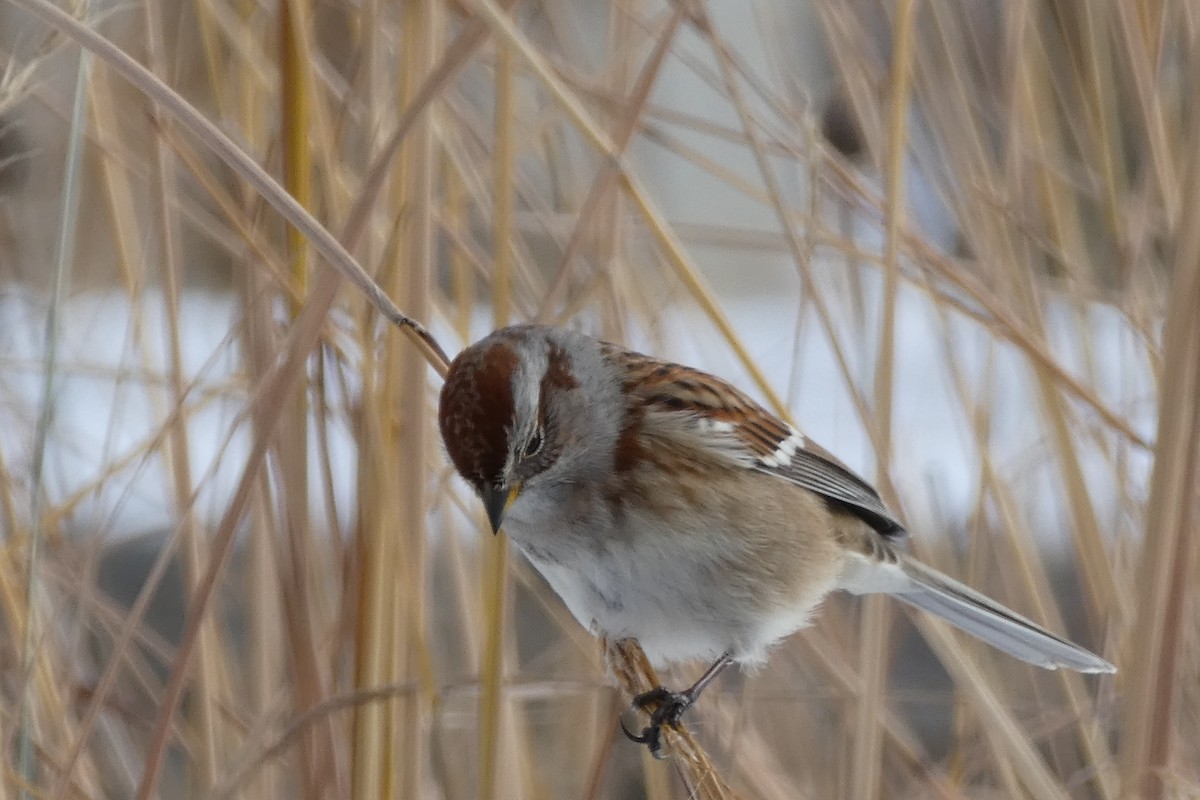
(503, 478, 840, 667)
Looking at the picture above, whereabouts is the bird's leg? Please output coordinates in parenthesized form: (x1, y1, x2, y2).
(621, 652, 734, 758)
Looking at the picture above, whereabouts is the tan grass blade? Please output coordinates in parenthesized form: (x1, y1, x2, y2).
(1118, 150, 1200, 800)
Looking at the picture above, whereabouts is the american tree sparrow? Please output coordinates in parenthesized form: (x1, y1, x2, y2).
(437, 325, 1114, 756)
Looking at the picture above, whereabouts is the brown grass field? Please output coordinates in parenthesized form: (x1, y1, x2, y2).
(0, 1, 1196, 798)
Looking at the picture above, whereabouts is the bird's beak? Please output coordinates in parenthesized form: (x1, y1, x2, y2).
(481, 482, 521, 534)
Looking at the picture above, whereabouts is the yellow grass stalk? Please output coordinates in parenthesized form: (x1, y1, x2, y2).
(479, 23, 515, 800)
(1119, 151, 1200, 800)
(144, 0, 235, 792)
(280, 0, 312, 307)
(854, 1, 916, 796)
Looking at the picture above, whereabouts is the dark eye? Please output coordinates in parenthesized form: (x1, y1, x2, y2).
(524, 428, 543, 458)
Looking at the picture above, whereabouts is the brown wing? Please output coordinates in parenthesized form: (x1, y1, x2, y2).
(604, 343, 907, 537)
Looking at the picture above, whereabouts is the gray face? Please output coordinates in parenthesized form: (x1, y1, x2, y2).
(503, 326, 625, 494)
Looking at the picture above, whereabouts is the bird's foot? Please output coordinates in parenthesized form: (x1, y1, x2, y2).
(620, 686, 696, 759)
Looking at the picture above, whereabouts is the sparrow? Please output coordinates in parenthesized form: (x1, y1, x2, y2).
(437, 324, 1115, 756)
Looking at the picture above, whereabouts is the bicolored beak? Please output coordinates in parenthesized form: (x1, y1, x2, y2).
(481, 482, 521, 534)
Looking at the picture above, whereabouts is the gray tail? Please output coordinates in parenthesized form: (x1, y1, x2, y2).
(841, 553, 1115, 674)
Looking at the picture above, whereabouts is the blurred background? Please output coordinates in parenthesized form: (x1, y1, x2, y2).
(0, 1, 1195, 798)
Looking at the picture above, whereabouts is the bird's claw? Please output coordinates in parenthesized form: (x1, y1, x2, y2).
(620, 686, 694, 759)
